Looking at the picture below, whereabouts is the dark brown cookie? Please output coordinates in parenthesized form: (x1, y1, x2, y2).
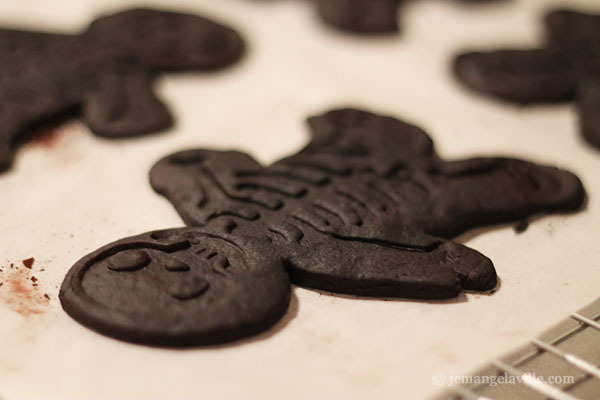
(258, 0, 505, 35)
(453, 9, 600, 148)
(0, 8, 244, 172)
(60, 108, 585, 346)
(315, 0, 403, 34)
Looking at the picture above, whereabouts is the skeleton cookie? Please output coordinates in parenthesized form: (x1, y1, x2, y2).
(454, 9, 600, 148)
(0, 8, 244, 172)
(60, 108, 585, 346)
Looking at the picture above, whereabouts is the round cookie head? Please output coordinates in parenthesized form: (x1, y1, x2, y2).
(59, 228, 290, 346)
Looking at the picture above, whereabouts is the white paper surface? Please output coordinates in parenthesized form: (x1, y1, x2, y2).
(1, 0, 600, 399)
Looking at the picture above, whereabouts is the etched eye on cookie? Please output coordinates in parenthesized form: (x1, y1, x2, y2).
(453, 9, 600, 148)
(61, 108, 585, 347)
(107, 250, 152, 271)
(102, 239, 223, 302)
(0, 8, 245, 173)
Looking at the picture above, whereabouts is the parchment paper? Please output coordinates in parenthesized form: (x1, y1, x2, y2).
(1, 0, 599, 399)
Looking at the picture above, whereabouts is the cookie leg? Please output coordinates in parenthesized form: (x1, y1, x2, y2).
(428, 158, 585, 237)
(577, 78, 600, 149)
(287, 238, 496, 299)
(83, 70, 172, 138)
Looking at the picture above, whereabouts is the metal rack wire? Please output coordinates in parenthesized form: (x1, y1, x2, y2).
(432, 298, 600, 400)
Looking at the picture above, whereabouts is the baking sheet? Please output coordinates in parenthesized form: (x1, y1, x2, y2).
(1, 0, 600, 399)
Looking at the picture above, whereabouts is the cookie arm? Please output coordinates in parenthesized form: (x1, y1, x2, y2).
(83, 69, 172, 138)
(0, 107, 41, 172)
(453, 49, 577, 104)
(577, 78, 600, 148)
(0, 116, 17, 172)
(150, 150, 274, 226)
(0, 96, 66, 172)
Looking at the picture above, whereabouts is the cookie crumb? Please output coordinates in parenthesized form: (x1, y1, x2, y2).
(31, 276, 38, 283)
(23, 258, 35, 269)
(44, 294, 50, 300)
(513, 220, 529, 233)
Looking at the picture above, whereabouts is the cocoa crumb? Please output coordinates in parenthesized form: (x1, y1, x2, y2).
(22, 258, 35, 269)
(34, 128, 62, 148)
(31, 276, 38, 283)
(513, 220, 529, 233)
(40, 269, 45, 272)
(0, 282, 3, 287)
(3, 267, 46, 317)
(44, 294, 50, 300)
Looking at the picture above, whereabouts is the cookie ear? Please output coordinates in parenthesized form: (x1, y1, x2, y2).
(453, 49, 577, 104)
(59, 228, 291, 346)
(577, 78, 600, 148)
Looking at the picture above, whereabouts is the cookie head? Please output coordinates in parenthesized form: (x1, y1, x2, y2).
(87, 8, 245, 71)
(59, 229, 290, 346)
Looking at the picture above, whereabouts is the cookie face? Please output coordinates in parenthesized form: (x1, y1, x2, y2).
(453, 9, 600, 148)
(61, 108, 585, 346)
(60, 229, 290, 346)
(0, 8, 244, 173)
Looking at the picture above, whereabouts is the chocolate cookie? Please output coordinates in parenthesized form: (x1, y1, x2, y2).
(0, 8, 244, 172)
(60, 108, 585, 346)
(259, 0, 504, 35)
(453, 9, 600, 148)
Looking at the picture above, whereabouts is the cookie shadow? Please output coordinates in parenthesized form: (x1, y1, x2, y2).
(190, 287, 301, 350)
(300, 278, 502, 305)
(155, 274, 504, 352)
(452, 199, 588, 244)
